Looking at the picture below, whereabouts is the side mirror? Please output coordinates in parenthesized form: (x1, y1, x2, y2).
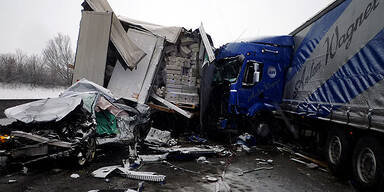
(253, 71, 260, 83)
(253, 63, 260, 83)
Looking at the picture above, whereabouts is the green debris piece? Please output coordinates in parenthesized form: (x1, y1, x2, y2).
(95, 110, 118, 135)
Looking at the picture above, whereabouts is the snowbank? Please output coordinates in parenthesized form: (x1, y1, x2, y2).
(0, 83, 65, 99)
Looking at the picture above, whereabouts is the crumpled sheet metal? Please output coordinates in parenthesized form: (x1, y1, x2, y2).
(4, 79, 114, 124)
(118, 15, 182, 44)
(144, 128, 171, 146)
(84, 0, 146, 69)
(61, 78, 115, 103)
(4, 96, 82, 123)
(97, 115, 135, 145)
(139, 153, 168, 162)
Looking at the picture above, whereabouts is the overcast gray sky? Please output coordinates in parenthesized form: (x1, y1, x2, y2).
(0, 0, 334, 55)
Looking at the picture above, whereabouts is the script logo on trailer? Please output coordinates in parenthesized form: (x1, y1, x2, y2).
(267, 66, 277, 79)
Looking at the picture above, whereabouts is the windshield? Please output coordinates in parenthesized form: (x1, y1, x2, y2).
(213, 55, 244, 83)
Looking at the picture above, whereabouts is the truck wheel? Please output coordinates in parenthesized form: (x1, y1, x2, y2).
(326, 128, 352, 177)
(77, 137, 96, 166)
(352, 137, 384, 191)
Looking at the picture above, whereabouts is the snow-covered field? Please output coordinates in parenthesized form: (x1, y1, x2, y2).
(0, 83, 65, 99)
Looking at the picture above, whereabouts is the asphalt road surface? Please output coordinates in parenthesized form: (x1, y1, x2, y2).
(0, 143, 356, 192)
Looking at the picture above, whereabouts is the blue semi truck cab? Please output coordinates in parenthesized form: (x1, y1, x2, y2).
(213, 36, 294, 128)
(209, 0, 384, 190)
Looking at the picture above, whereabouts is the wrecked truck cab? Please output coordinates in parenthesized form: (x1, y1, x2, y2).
(0, 79, 150, 168)
(1, 100, 97, 167)
(208, 36, 294, 131)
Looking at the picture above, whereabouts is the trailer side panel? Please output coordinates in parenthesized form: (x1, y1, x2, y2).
(283, 0, 384, 131)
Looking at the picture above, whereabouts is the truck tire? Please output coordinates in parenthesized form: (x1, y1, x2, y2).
(325, 128, 352, 177)
(352, 137, 384, 191)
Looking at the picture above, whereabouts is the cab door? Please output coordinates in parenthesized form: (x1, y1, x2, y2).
(237, 60, 263, 112)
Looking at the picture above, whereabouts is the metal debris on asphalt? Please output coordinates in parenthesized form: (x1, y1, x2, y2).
(238, 166, 274, 176)
(139, 153, 169, 162)
(290, 158, 318, 169)
(162, 160, 200, 174)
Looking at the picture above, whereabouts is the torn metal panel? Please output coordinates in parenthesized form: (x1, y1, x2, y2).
(118, 16, 182, 44)
(199, 23, 215, 65)
(85, 0, 113, 12)
(73, 11, 111, 85)
(62, 78, 115, 103)
(11, 131, 73, 148)
(107, 29, 158, 102)
(110, 14, 146, 69)
(138, 36, 165, 104)
(84, 0, 146, 69)
(4, 96, 82, 123)
(151, 94, 193, 118)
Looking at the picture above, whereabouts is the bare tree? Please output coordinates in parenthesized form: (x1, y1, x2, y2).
(0, 54, 17, 83)
(42, 33, 74, 85)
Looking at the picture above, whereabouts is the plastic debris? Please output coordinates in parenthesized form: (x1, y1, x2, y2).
(70, 173, 80, 179)
(125, 170, 166, 182)
(196, 156, 209, 164)
(8, 179, 17, 184)
(206, 176, 218, 182)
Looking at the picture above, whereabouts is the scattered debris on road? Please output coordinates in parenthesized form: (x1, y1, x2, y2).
(70, 173, 80, 179)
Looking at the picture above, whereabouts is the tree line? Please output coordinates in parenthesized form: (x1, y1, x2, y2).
(0, 33, 74, 87)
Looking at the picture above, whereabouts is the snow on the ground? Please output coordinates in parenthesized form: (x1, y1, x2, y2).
(0, 83, 66, 99)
